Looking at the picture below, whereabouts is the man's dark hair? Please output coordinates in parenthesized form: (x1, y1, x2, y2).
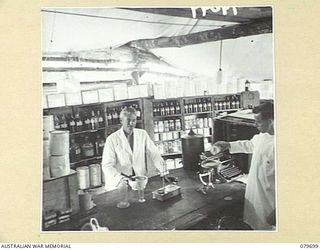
(253, 102, 274, 120)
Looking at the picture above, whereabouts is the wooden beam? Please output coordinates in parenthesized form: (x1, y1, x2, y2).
(127, 17, 272, 50)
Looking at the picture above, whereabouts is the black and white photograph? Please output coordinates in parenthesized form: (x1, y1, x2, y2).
(41, 6, 275, 232)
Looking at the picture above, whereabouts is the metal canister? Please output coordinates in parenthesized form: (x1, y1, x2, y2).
(181, 129, 204, 171)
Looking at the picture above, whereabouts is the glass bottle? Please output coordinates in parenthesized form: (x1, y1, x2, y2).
(84, 112, 91, 130)
(95, 134, 105, 156)
(90, 110, 99, 130)
(160, 102, 165, 116)
(60, 114, 68, 130)
(175, 119, 181, 131)
(69, 138, 81, 163)
(170, 101, 175, 115)
(97, 110, 104, 128)
(153, 104, 157, 116)
(54, 115, 60, 130)
(81, 136, 95, 158)
(165, 102, 170, 116)
(198, 98, 203, 112)
(68, 114, 76, 133)
(175, 101, 181, 114)
(135, 104, 141, 119)
(207, 98, 212, 111)
(107, 108, 112, 125)
(193, 99, 198, 113)
(75, 112, 83, 132)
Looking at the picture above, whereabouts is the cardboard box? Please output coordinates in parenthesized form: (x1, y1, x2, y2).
(98, 88, 114, 103)
(81, 90, 99, 104)
(113, 84, 128, 100)
(47, 93, 66, 108)
(65, 92, 82, 106)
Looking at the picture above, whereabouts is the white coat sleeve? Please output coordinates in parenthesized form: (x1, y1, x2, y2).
(229, 135, 258, 154)
(101, 137, 123, 189)
(144, 132, 169, 175)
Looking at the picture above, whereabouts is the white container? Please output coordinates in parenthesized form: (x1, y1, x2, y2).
(89, 164, 102, 187)
(43, 115, 54, 133)
(49, 155, 70, 178)
(50, 130, 69, 156)
(153, 84, 166, 99)
(77, 166, 90, 190)
(43, 138, 50, 169)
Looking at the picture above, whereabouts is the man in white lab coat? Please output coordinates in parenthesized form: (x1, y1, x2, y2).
(102, 107, 169, 191)
(212, 102, 275, 230)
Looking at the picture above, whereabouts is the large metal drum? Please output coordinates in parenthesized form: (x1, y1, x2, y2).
(181, 130, 204, 171)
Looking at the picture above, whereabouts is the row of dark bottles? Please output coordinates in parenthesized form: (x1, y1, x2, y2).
(106, 103, 141, 125)
(54, 110, 104, 133)
(184, 97, 212, 114)
(214, 95, 240, 111)
(153, 101, 181, 117)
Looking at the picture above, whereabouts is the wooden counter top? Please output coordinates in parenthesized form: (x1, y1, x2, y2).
(44, 168, 245, 231)
(92, 168, 245, 230)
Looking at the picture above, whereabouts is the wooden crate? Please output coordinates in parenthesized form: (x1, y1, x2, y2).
(42, 170, 80, 215)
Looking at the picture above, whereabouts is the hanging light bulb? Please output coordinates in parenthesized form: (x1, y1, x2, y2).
(216, 39, 223, 85)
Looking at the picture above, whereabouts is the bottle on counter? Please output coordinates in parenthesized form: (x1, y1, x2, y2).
(81, 136, 95, 158)
(70, 138, 81, 163)
(153, 104, 158, 117)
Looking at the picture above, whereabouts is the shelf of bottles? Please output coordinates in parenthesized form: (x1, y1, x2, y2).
(43, 105, 106, 169)
(183, 97, 214, 144)
(213, 94, 241, 112)
(152, 99, 181, 118)
(152, 99, 182, 156)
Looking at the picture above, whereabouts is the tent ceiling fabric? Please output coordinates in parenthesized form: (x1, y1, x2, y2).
(42, 8, 236, 52)
(42, 7, 273, 80)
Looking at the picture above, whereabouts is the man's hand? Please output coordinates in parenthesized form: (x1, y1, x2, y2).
(211, 141, 231, 155)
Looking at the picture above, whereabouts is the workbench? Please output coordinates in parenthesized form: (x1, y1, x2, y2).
(44, 168, 245, 231)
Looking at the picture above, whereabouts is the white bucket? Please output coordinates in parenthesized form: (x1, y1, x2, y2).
(49, 155, 70, 178)
(50, 130, 69, 156)
(43, 115, 54, 132)
(89, 164, 102, 187)
(43, 139, 50, 169)
(77, 166, 90, 189)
